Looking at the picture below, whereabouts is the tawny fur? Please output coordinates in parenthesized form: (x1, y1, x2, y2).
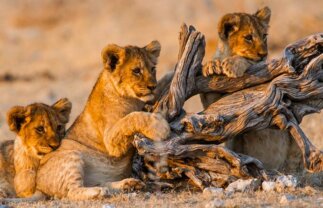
(0, 140, 15, 198)
(200, 7, 302, 172)
(0, 99, 72, 199)
(34, 41, 170, 200)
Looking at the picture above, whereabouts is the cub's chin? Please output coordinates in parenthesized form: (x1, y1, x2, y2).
(29, 147, 45, 159)
(32, 146, 54, 159)
(244, 55, 266, 62)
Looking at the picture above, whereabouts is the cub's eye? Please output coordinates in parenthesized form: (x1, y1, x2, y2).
(244, 34, 253, 42)
(132, 67, 141, 75)
(151, 67, 156, 73)
(263, 34, 268, 41)
(35, 126, 45, 134)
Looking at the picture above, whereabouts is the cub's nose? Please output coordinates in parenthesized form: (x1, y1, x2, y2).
(258, 51, 268, 59)
(49, 140, 60, 150)
(147, 85, 156, 91)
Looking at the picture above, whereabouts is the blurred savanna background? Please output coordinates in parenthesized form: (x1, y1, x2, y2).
(0, 0, 322, 161)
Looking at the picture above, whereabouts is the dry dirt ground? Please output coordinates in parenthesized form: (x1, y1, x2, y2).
(4, 188, 323, 208)
(0, 0, 322, 207)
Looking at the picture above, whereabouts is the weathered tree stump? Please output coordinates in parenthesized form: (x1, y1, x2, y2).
(133, 24, 323, 189)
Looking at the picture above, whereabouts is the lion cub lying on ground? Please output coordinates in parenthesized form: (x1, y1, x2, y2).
(30, 41, 170, 200)
(0, 99, 72, 199)
(201, 7, 301, 172)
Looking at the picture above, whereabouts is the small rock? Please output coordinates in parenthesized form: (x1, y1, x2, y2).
(280, 194, 295, 204)
(205, 199, 225, 208)
(277, 175, 298, 188)
(203, 187, 224, 197)
(102, 204, 115, 208)
(262, 181, 275, 191)
(286, 176, 297, 188)
(225, 179, 261, 193)
(275, 175, 298, 192)
(144, 192, 151, 200)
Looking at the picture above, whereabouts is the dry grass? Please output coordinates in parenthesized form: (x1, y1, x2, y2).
(0, 0, 322, 207)
(5, 187, 323, 208)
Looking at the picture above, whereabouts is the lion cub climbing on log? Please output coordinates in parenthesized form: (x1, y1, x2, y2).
(201, 7, 301, 172)
(201, 7, 270, 107)
(0, 99, 71, 199)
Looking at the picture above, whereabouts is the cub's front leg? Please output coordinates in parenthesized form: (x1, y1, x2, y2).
(221, 55, 253, 78)
(14, 170, 36, 198)
(104, 112, 170, 158)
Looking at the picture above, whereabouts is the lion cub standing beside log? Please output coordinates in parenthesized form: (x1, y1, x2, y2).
(201, 7, 301, 172)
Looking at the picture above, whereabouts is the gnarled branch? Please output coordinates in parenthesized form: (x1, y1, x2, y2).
(133, 25, 323, 189)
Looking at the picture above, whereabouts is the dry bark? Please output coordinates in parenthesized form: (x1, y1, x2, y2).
(133, 24, 323, 189)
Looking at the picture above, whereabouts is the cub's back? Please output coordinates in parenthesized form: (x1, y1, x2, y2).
(0, 140, 15, 197)
(0, 140, 15, 179)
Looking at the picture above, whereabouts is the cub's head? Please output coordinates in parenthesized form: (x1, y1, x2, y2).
(7, 98, 72, 158)
(101, 40, 161, 102)
(218, 7, 271, 61)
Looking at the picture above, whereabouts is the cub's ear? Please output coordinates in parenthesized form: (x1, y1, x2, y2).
(52, 98, 72, 124)
(218, 14, 241, 40)
(101, 44, 125, 71)
(254, 6, 271, 25)
(144, 40, 161, 65)
(7, 106, 26, 133)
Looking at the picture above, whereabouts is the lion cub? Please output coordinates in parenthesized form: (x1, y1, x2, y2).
(201, 7, 271, 107)
(0, 98, 72, 199)
(201, 7, 301, 172)
(33, 41, 170, 200)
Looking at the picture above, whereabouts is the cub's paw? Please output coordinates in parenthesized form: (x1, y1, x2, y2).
(202, 60, 222, 77)
(118, 178, 145, 192)
(221, 56, 250, 78)
(143, 113, 170, 141)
